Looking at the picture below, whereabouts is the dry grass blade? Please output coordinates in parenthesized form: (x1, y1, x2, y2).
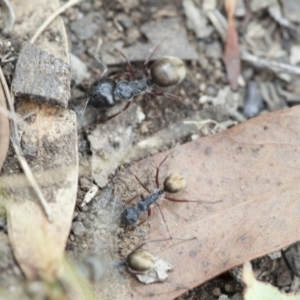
(119, 106, 300, 299)
(0, 70, 9, 172)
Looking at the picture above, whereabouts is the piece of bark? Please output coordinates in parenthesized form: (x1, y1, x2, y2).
(12, 42, 71, 108)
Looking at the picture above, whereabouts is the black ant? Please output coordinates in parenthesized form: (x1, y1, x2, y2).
(120, 154, 221, 238)
(83, 46, 186, 120)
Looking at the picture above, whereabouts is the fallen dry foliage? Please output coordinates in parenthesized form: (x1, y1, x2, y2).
(0, 79, 9, 172)
(2, 0, 78, 281)
(223, 0, 240, 90)
(121, 105, 300, 299)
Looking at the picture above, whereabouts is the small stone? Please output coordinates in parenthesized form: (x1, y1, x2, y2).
(70, 13, 99, 40)
(212, 287, 221, 296)
(277, 270, 292, 287)
(218, 295, 230, 300)
(206, 86, 217, 97)
(22, 145, 38, 157)
(79, 177, 93, 191)
(117, 13, 132, 28)
(126, 27, 141, 45)
(281, 0, 300, 23)
(71, 222, 86, 237)
(199, 82, 206, 92)
(205, 41, 222, 59)
(232, 293, 243, 300)
(224, 283, 234, 293)
(243, 81, 263, 118)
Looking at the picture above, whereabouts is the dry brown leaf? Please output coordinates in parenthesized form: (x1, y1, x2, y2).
(223, 0, 241, 90)
(2, 0, 78, 280)
(119, 106, 300, 299)
(0, 78, 9, 172)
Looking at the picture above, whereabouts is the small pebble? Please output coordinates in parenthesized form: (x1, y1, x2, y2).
(232, 293, 243, 300)
(79, 177, 93, 191)
(277, 270, 292, 287)
(243, 81, 263, 118)
(224, 283, 234, 293)
(206, 86, 217, 97)
(71, 222, 86, 237)
(212, 287, 221, 296)
(218, 295, 229, 300)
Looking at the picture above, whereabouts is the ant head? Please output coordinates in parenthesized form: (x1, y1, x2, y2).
(150, 56, 186, 88)
(163, 174, 186, 193)
(126, 249, 155, 272)
(88, 79, 116, 108)
(121, 207, 139, 226)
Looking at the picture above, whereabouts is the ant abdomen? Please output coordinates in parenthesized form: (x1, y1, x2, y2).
(88, 79, 116, 108)
(126, 250, 155, 272)
(163, 174, 186, 193)
(150, 56, 186, 88)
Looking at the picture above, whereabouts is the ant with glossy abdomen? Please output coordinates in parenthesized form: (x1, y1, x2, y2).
(82, 45, 186, 121)
(120, 154, 222, 239)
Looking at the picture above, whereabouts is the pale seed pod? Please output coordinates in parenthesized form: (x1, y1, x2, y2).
(127, 250, 155, 272)
(150, 56, 186, 88)
(163, 173, 186, 193)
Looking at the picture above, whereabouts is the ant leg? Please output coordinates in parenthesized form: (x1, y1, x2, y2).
(133, 224, 147, 237)
(144, 93, 155, 107)
(115, 49, 136, 80)
(144, 93, 151, 104)
(132, 174, 151, 193)
(143, 39, 166, 77)
(125, 194, 139, 204)
(151, 91, 180, 101)
(91, 54, 108, 79)
(137, 205, 152, 226)
(129, 237, 174, 254)
(155, 154, 171, 188)
(112, 72, 131, 81)
(155, 202, 195, 241)
(165, 196, 223, 204)
(79, 98, 90, 116)
(105, 101, 131, 121)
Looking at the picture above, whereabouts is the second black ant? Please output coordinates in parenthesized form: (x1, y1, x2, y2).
(120, 154, 221, 239)
(83, 45, 186, 121)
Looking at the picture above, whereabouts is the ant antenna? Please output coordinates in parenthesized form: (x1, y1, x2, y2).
(80, 55, 109, 116)
(79, 98, 90, 116)
(91, 54, 108, 79)
(143, 38, 168, 76)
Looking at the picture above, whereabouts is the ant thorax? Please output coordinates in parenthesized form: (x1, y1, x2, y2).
(114, 79, 149, 101)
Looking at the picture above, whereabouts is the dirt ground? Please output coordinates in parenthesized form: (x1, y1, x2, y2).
(1, 0, 300, 299)
(65, 0, 300, 299)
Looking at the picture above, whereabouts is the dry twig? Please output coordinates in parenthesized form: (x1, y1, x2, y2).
(242, 51, 300, 76)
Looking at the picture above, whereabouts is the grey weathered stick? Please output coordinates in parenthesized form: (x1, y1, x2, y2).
(241, 51, 300, 76)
